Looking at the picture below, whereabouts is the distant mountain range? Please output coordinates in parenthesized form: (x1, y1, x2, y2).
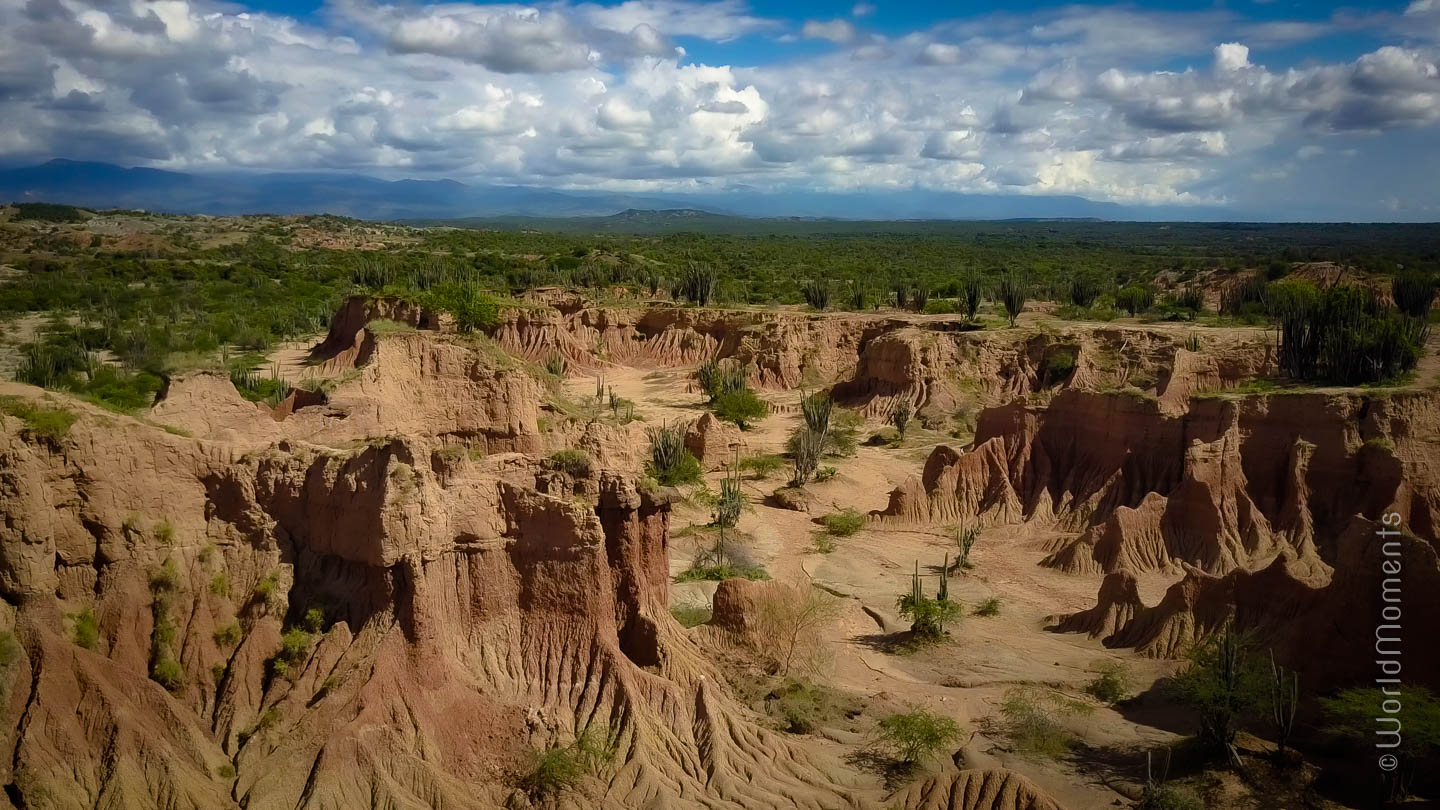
(0, 159, 1243, 222)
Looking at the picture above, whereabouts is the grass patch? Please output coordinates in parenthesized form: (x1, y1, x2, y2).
(997, 687, 1093, 758)
(973, 597, 1001, 617)
(818, 508, 865, 537)
(548, 448, 593, 477)
(675, 563, 769, 583)
(670, 603, 712, 628)
(0, 396, 78, 440)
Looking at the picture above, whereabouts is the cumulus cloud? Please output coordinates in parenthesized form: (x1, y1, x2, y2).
(0, 0, 1437, 213)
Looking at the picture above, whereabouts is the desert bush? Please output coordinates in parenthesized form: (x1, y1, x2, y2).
(1085, 661, 1131, 704)
(1138, 783, 1206, 810)
(911, 284, 930, 312)
(1116, 285, 1155, 316)
(421, 282, 501, 332)
(1171, 286, 1205, 313)
(1219, 274, 1269, 317)
(754, 577, 842, 677)
(996, 271, 1028, 326)
(738, 453, 785, 480)
(1392, 271, 1438, 318)
(999, 687, 1093, 758)
(213, 621, 242, 647)
(543, 355, 567, 376)
(1271, 281, 1426, 384)
(1067, 273, 1103, 307)
(1167, 628, 1267, 752)
(890, 400, 913, 439)
(801, 279, 832, 310)
(768, 678, 848, 734)
(897, 562, 962, 642)
(548, 448, 592, 478)
(973, 597, 1001, 617)
(875, 707, 962, 765)
(0, 396, 78, 441)
(520, 745, 583, 799)
(670, 603, 712, 628)
(1322, 685, 1440, 800)
(676, 262, 717, 305)
(71, 607, 99, 649)
(958, 273, 984, 321)
(1043, 349, 1076, 385)
(713, 388, 767, 429)
(790, 428, 823, 486)
(819, 508, 865, 537)
(646, 422, 702, 486)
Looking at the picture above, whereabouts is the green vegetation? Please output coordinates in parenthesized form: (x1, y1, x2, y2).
(1322, 686, 1440, 799)
(670, 603, 712, 628)
(1085, 661, 1131, 704)
(148, 558, 185, 692)
(996, 270, 1029, 326)
(548, 448, 593, 478)
(874, 707, 963, 766)
(972, 597, 1001, 617)
(1042, 349, 1076, 385)
(0, 396, 77, 440)
(712, 388, 767, 429)
(674, 562, 769, 583)
(518, 725, 617, 800)
(213, 621, 242, 648)
(896, 562, 962, 642)
(889, 400, 912, 440)
(998, 687, 1093, 758)
(1138, 782, 1206, 810)
(1166, 629, 1266, 753)
(1116, 285, 1156, 316)
(13, 202, 87, 222)
(737, 452, 785, 480)
(1271, 281, 1426, 384)
(646, 422, 702, 486)
(818, 508, 865, 537)
(70, 607, 99, 649)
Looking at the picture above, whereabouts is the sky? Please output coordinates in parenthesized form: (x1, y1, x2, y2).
(2, 0, 1440, 218)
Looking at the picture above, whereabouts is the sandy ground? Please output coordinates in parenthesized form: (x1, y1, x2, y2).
(564, 362, 1186, 810)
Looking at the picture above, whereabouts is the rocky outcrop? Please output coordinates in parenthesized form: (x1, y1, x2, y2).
(0, 331, 866, 809)
(890, 768, 1066, 810)
(1055, 517, 1440, 690)
(685, 412, 747, 470)
(882, 390, 1440, 578)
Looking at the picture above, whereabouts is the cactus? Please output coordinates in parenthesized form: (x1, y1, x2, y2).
(937, 556, 949, 603)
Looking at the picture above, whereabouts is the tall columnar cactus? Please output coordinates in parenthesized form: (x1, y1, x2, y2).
(937, 556, 950, 603)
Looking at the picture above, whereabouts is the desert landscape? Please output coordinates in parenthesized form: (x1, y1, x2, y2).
(0, 206, 1436, 810)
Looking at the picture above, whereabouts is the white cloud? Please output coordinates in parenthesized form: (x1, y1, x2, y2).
(801, 19, 856, 45)
(0, 0, 1436, 213)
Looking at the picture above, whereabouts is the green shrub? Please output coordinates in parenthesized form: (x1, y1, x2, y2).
(209, 572, 230, 597)
(875, 708, 962, 765)
(973, 597, 1001, 617)
(71, 607, 99, 649)
(0, 396, 77, 440)
(768, 678, 849, 734)
(1043, 350, 1076, 385)
(1068, 273, 1103, 307)
(896, 563, 962, 642)
(1117, 285, 1156, 316)
(958, 273, 984, 321)
(521, 745, 582, 798)
(254, 571, 281, 606)
(1392, 271, 1437, 319)
(801, 279, 832, 310)
(1166, 629, 1267, 750)
(999, 686, 1093, 758)
(151, 656, 185, 692)
(675, 563, 769, 583)
(1138, 783, 1206, 810)
(646, 423, 702, 486)
(154, 520, 175, 545)
(670, 604, 712, 627)
(819, 508, 865, 537)
(1085, 661, 1131, 704)
(216, 763, 237, 780)
(737, 453, 785, 480)
(996, 271, 1029, 326)
(548, 448, 593, 477)
(889, 400, 912, 439)
(149, 559, 182, 594)
(712, 388, 767, 429)
(420, 282, 500, 332)
(213, 622, 242, 647)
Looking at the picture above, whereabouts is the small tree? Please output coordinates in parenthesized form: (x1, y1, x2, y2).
(754, 577, 842, 678)
(890, 400, 913, 440)
(996, 271, 1028, 327)
(713, 388, 768, 429)
(875, 707, 962, 766)
(1167, 628, 1266, 757)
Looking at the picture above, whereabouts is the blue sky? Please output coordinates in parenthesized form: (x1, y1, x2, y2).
(3, 0, 1439, 219)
